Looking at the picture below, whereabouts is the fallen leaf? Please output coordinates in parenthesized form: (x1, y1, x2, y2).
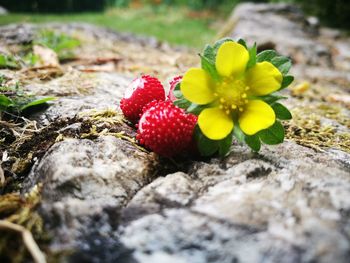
(0, 166, 4, 186)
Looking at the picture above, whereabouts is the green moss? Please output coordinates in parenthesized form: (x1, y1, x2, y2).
(0, 185, 46, 263)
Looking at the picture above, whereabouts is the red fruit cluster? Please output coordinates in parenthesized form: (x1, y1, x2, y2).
(136, 101, 197, 157)
(120, 75, 197, 157)
(120, 75, 165, 123)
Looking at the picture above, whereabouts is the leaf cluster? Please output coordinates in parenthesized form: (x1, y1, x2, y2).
(33, 30, 81, 60)
(0, 75, 55, 117)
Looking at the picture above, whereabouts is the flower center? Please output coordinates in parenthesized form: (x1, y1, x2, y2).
(214, 77, 250, 115)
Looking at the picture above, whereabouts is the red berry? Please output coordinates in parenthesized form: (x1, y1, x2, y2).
(120, 75, 165, 123)
(167, 75, 183, 102)
(137, 101, 197, 157)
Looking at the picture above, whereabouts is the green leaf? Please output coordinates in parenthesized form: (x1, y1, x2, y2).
(0, 54, 20, 69)
(173, 83, 183, 99)
(258, 121, 285, 145)
(237, 38, 247, 48)
(233, 124, 245, 143)
(194, 126, 219, 156)
(271, 56, 292, 75)
(20, 97, 56, 111)
(245, 134, 261, 152)
(247, 43, 257, 69)
(202, 44, 216, 64)
(23, 52, 39, 66)
(279, 75, 294, 90)
(0, 94, 13, 110)
(186, 103, 206, 115)
(173, 90, 183, 99)
(256, 50, 277, 63)
(200, 54, 220, 81)
(258, 94, 287, 104)
(272, 103, 292, 120)
(218, 132, 233, 157)
(35, 30, 80, 60)
(173, 98, 191, 109)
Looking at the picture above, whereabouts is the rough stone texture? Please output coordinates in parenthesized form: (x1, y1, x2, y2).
(28, 72, 131, 126)
(24, 136, 158, 259)
(228, 3, 330, 66)
(119, 142, 350, 263)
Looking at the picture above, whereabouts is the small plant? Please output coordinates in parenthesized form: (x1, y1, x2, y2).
(175, 38, 293, 156)
(0, 75, 55, 117)
(33, 30, 81, 60)
(0, 54, 21, 69)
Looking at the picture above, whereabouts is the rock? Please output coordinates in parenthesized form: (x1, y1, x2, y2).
(226, 3, 332, 66)
(23, 136, 158, 259)
(119, 142, 350, 263)
(0, 6, 7, 15)
(26, 71, 130, 126)
(33, 45, 60, 67)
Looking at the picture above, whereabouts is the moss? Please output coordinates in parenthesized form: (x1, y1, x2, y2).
(0, 185, 46, 263)
(286, 103, 350, 153)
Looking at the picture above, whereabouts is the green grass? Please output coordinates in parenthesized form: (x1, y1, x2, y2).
(0, 5, 229, 48)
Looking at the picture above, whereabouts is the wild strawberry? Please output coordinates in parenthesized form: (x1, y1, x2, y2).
(120, 75, 165, 123)
(167, 75, 182, 102)
(136, 101, 197, 157)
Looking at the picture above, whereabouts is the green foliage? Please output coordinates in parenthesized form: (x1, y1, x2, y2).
(34, 30, 81, 60)
(258, 121, 285, 145)
(194, 126, 219, 156)
(272, 102, 292, 120)
(200, 54, 220, 81)
(0, 6, 215, 48)
(0, 54, 21, 69)
(0, 76, 55, 117)
(245, 134, 261, 152)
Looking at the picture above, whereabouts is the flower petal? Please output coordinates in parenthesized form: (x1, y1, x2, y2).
(245, 61, 283, 96)
(198, 107, 234, 140)
(238, 100, 275, 135)
(216, 41, 249, 77)
(181, 68, 215, 105)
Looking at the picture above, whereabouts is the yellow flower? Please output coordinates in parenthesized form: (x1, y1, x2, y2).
(181, 41, 283, 140)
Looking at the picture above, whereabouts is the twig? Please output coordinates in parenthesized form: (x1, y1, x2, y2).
(0, 220, 46, 263)
(0, 166, 4, 186)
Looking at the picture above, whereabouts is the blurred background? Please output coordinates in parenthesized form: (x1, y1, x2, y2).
(0, 0, 349, 48)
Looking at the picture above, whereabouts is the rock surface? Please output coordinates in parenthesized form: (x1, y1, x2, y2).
(120, 143, 350, 263)
(24, 136, 158, 260)
(1, 3, 350, 263)
(0, 6, 7, 15)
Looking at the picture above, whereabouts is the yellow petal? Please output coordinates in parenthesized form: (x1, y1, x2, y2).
(238, 100, 275, 135)
(216, 41, 249, 77)
(245, 61, 283, 96)
(198, 107, 234, 140)
(181, 68, 215, 105)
